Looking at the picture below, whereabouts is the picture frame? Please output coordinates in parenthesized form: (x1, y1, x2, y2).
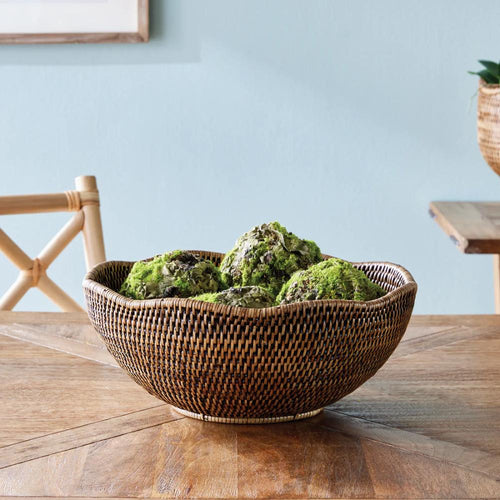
(0, 0, 149, 45)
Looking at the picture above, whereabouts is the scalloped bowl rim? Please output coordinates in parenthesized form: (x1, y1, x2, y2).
(83, 252, 417, 318)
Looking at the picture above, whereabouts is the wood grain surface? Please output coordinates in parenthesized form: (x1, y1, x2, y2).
(429, 201, 500, 254)
(0, 312, 499, 499)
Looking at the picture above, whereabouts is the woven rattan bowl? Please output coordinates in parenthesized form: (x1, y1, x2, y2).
(478, 80, 500, 176)
(83, 251, 417, 424)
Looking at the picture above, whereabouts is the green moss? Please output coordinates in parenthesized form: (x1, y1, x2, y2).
(191, 292, 219, 303)
(120, 250, 224, 300)
(192, 286, 275, 308)
(220, 222, 322, 296)
(277, 258, 386, 304)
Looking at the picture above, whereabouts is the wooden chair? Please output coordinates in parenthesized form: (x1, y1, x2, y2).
(0, 175, 106, 312)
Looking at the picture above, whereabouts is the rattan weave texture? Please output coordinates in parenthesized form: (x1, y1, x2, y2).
(478, 79, 500, 176)
(83, 251, 417, 422)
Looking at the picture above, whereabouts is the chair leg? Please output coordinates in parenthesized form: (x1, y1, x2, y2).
(38, 211, 84, 268)
(0, 273, 32, 310)
(37, 275, 84, 312)
(75, 176, 106, 271)
(0, 228, 32, 270)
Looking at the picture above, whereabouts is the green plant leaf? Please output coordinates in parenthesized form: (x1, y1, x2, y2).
(479, 59, 500, 78)
(469, 69, 498, 84)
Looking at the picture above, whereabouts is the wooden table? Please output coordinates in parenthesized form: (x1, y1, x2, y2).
(429, 201, 500, 312)
(0, 312, 499, 499)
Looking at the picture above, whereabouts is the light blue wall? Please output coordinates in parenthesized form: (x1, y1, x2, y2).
(1, 0, 499, 313)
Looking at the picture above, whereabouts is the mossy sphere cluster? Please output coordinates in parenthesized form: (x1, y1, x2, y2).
(220, 221, 322, 296)
(194, 286, 275, 308)
(276, 258, 386, 304)
(119, 250, 223, 300)
(119, 222, 387, 308)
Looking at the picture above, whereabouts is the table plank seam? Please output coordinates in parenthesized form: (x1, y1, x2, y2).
(0, 405, 185, 470)
(399, 325, 457, 344)
(324, 409, 500, 480)
(0, 404, 166, 451)
(0, 327, 117, 367)
(392, 325, 489, 360)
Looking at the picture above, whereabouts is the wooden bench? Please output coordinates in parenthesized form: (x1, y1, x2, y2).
(429, 201, 500, 312)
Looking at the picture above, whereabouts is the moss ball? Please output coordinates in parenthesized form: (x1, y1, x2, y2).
(120, 250, 224, 300)
(277, 257, 386, 304)
(220, 221, 322, 297)
(193, 286, 275, 308)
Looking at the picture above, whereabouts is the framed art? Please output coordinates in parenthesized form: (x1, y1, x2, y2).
(0, 0, 149, 44)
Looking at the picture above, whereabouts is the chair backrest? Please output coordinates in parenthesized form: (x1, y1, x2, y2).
(0, 175, 106, 312)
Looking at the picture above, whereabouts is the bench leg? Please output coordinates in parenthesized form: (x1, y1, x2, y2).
(494, 255, 500, 313)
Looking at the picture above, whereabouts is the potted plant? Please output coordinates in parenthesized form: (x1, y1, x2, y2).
(470, 60, 500, 175)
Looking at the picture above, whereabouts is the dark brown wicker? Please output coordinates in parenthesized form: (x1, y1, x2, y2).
(83, 251, 417, 424)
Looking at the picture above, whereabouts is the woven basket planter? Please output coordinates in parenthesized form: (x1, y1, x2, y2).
(478, 79, 500, 176)
(83, 251, 417, 424)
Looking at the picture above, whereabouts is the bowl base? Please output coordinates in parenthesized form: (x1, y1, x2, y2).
(171, 406, 323, 424)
